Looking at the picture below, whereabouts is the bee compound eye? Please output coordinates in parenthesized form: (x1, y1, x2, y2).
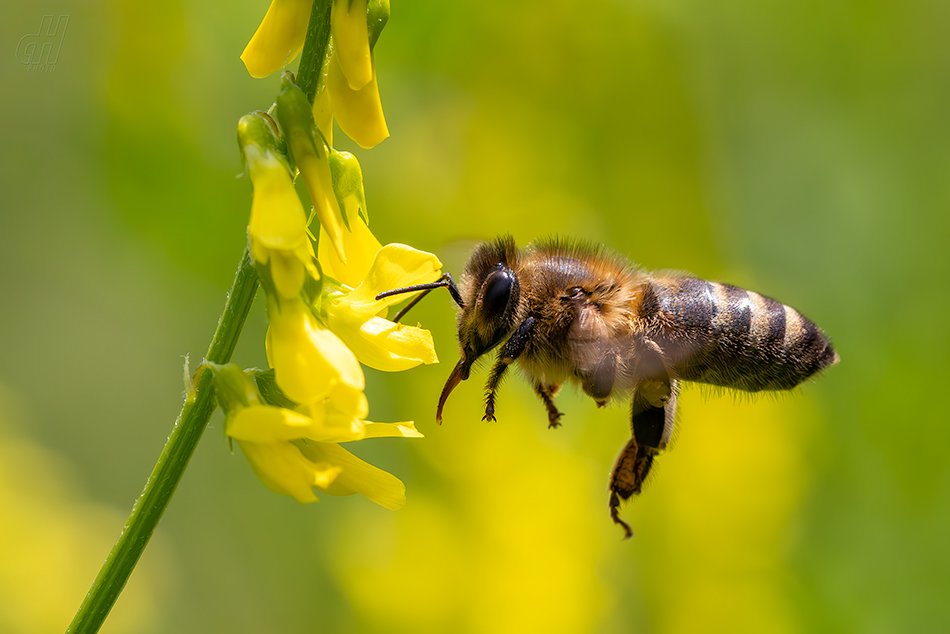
(481, 269, 515, 316)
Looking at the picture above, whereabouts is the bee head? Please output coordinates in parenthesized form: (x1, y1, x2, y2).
(437, 237, 521, 421)
(373, 236, 523, 423)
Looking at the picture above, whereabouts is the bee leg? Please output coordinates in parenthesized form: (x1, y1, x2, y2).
(482, 316, 537, 422)
(534, 382, 564, 428)
(608, 436, 654, 540)
(608, 379, 677, 539)
(483, 357, 509, 422)
(609, 487, 635, 539)
(499, 316, 536, 364)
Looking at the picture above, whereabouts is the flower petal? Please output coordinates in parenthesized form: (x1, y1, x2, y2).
(246, 146, 308, 253)
(311, 417, 424, 443)
(328, 313, 438, 371)
(318, 216, 381, 287)
(227, 392, 376, 445)
(301, 383, 370, 442)
(265, 299, 364, 405)
(236, 439, 340, 503)
(359, 420, 424, 439)
(326, 51, 389, 149)
(297, 149, 347, 263)
(227, 404, 315, 443)
(241, 0, 313, 78)
(296, 441, 407, 509)
(332, 0, 373, 90)
(312, 84, 333, 146)
(269, 249, 307, 299)
(348, 243, 443, 310)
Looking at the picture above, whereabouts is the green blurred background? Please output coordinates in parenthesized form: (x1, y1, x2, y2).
(2, 0, 948, 632)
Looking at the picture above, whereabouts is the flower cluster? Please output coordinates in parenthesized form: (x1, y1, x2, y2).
(242, 0, 390, 148)
(223, 44, 438, 509)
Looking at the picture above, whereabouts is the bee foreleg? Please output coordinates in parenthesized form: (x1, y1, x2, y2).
(499, 316, 536, 363)
(533, 382, 564, 428)
(483, 357, 509, 422)
(483, 316, 537, 422)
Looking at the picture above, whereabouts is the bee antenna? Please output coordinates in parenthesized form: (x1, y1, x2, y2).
(375, 272, 464, 323)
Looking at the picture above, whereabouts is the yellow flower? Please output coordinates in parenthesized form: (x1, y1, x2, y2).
(231, 0, 443, 513)
(228, 399, 423, 447)
(325, 244, 442, 371)
(219, 363, 423, 508)
(265, 297, 363, 406)
(244, 144, 316, 299)
(332, 0, 373, 91)
(315, 218, 441, 371)
(326, 50, 389, 149)
(227, 403, 422, 508)
(321, 0, 391, 148)
(239, 113, 318, 299)
(247, 294, 424, 509)
(295, 440, 409, 508)
(241, 0, 313, 78)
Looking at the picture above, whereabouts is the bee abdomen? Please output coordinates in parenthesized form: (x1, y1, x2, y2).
(652, 278, 838, 391)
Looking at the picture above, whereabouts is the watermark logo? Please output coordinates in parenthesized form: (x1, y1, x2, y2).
(16, 15, 70, 72)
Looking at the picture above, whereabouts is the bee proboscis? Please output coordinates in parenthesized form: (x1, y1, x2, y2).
(378, 236, 839, 538)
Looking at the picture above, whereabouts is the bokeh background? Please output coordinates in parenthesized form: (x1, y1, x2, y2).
(2, 1, 948, 632)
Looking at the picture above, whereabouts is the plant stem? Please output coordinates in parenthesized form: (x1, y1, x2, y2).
(297, 0, 333, 103)
(66, 3, 336, 629)
(66, 247, 259, 634)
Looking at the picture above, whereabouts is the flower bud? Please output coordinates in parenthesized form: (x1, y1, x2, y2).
(276, 73, 349, 263)
(328, 148, 368, 226)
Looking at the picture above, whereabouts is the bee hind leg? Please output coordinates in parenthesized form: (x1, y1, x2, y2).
(608, 380, 678, 539)
(608, 437, 656, 539)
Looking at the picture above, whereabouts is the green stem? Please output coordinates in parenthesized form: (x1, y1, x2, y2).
(297, 0, 333, 103)
(66, 247, 259, 634)
(66, 4, 337, 630)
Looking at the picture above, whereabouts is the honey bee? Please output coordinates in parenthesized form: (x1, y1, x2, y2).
(378, 236, 839, 538)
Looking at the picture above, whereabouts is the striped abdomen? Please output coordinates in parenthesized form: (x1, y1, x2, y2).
(649, 277, 839, 391)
